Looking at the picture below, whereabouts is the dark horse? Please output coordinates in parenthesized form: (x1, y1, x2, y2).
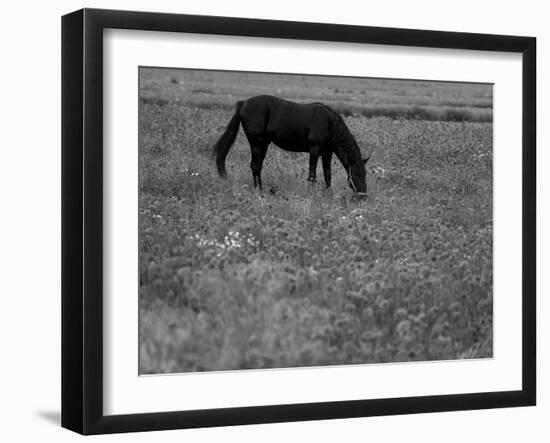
(211, 95, 370, 195)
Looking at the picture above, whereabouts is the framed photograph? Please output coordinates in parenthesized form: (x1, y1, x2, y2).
(61, 8, 536, 435)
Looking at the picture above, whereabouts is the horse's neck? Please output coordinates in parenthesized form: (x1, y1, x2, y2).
(330, 119, 357, 165)
(333, 143, 358, 171)
(333, 146, 349, 169)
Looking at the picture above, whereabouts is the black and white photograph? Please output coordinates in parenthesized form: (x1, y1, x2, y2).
(138, 68, 493, 374)
(0, 0, 546, 438)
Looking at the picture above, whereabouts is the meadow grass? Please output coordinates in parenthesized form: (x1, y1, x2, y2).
(139, 68, 492, 123)
(139, 98, 493, 373)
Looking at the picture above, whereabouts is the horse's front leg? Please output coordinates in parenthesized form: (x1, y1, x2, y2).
(322, 151, 333, 188)
(308, 146, 320, 183)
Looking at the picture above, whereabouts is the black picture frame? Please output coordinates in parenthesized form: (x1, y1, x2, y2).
(61, 8, 536, 435)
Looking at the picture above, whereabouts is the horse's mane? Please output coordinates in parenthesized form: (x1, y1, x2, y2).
(313, 102, 362, 162)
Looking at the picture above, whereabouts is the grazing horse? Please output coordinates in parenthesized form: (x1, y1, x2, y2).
(211, 95, 370, 195)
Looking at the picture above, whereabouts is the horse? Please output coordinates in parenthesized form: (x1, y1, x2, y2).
(211, 95, 370, 195)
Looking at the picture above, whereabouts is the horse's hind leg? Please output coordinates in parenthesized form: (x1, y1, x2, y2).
(308, 146, 320, 183)
(250, 142, 268, 189)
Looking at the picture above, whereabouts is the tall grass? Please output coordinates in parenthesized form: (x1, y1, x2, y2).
(140, 96, 491, 122)
(138, 102, 493, 374)
(139, 67, 493, 123)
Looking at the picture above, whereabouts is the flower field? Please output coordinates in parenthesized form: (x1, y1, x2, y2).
(139, 70, 493, 374)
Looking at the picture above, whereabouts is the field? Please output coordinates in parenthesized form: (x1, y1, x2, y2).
(139, 68, 493, 374)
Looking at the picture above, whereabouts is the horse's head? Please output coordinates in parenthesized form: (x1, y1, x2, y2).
(348, 156, 370, 196)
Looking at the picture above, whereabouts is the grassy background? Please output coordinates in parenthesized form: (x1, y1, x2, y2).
(139, 69, 493, 374)
(140, 68, 493, 122)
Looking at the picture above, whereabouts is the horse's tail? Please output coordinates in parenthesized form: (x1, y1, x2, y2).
(211, 100, 244, 178)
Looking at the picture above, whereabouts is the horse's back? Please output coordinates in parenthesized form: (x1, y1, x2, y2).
(240, 95, 332, 150)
